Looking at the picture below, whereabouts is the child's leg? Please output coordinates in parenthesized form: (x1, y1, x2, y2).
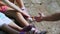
(1, 24, 20, 34)
(0, 12, 33, 32)
(5, 10, 30, 26)
(8, 22, 23, 31)
(0, 12, 23, 31)
(13, 11, 30, 26)
(0, 17, 19, 34)
(4, 11, 38, 32)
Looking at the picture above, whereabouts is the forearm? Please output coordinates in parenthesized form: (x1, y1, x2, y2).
(1, 24, 20, 34)
(42, 13, 60, 21)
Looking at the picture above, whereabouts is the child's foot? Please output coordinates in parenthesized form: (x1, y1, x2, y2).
(21, 25, 33, 32)
(20, 25, 47, 34)
(20, 25, 36, 32)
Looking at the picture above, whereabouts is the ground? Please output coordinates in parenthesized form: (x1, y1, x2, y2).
(23, 0, 60, 34)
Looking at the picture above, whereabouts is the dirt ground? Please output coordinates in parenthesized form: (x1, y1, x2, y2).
(23, 0, 60, 34)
